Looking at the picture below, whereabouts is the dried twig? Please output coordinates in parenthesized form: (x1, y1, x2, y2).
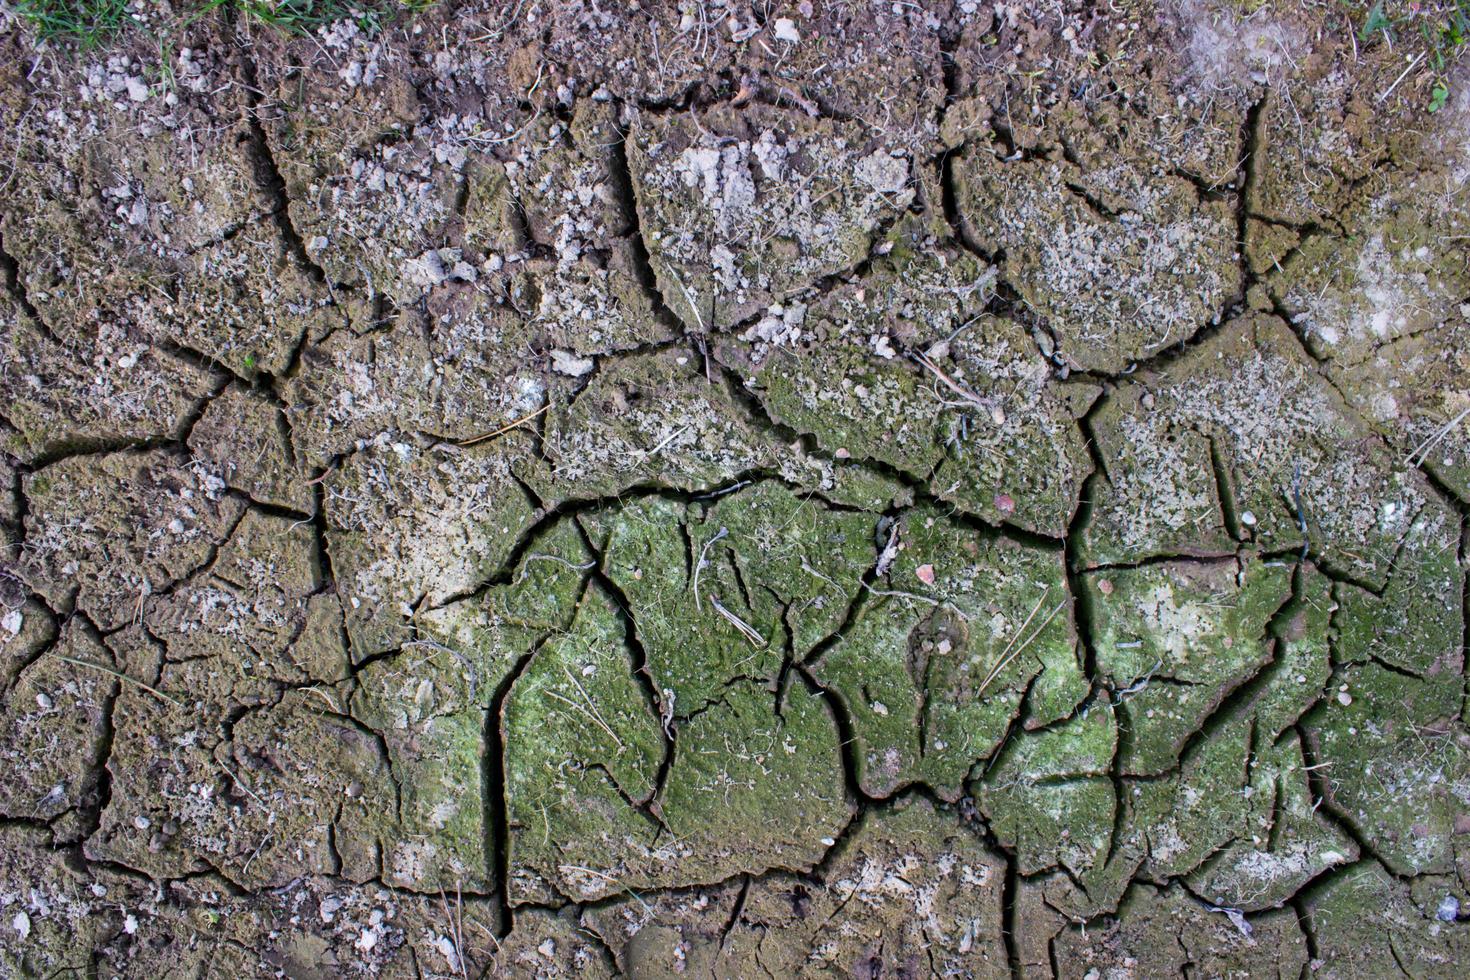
(976, 598, 1066, 699)
(549, 664, 624, 751)
(640, 425, 691, 460)
(708, 595, 767, 647)
(517, 553, 597, 584)
(860, 580, 941, 605)
(458, 404, 548, 447)
(439, 884, 469, 980)
(692, 527, 729, 612)
(51, 654, 182, 707)
(1406, 406, 1470, 467)
(216, 759, 267, 807)
(875, 523, 901, 576)
(1112, 659, 1164, 705)
(1376, 51, 1424, 104)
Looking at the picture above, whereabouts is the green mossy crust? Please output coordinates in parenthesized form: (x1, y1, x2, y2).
(813, 504, 1084, 799)
(503, 580, 665, 903)
(978, 701, 1118, 881)
(1187, 731, 1356, 911)
(1307, 858, 1470, 979)
(3, 3, 1469, 972)
(655, 677, 850, 885)
(353, 643, 492, 891)
(1087, 555, 1292, 775)
(1306, 662, 1470, 877)
(1333, 502, 1465, 678)
(590, 482, 874, 707)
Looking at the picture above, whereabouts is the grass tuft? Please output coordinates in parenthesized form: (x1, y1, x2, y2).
(11, 0, 434, 47)
(13, 0, 131, 48)
(1354, 1, 1470, 112)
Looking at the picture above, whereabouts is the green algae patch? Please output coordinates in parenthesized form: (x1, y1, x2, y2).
(1307, 858, 1470, 979)
(353, 642, 493, 892)
(1333, 501, 1465, 678)
(812, 505, 1085, 799)
(589, 482, 874, 708)
(581, 484, 857, 887)
(655, 677, 850, 885)
(1306, 661, 1470, 877)
(1254, 562, 1335, 740)
(503, 580, 665, 903)
(1187, 731, 1356, 911)
(979, 708, 1119, 878)
(1087, 555, 1291, 775)
(1130, 719, 1255, 883)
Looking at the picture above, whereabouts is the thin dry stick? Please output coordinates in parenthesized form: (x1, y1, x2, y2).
(860, 580, 941, 605)
(216, 759, 267, 807)
(692, 527, 729, 612)
(1406, 406, 1470, 467)
(800, 558, 842, 595)
(994, 588, 1049, 666)
(910, 350, 990, 413)
(52, 654, 182, 707)
(458, 404, 549, 447)
(439, 886, 469, 980)
(557, 865, 654, 915)
(976, 601, 1066, 699)
(543, 690, 624, 749)
(1376, 51, 1424, 104)
(561, 665, 626, 751)
(517, 553, 597, 584)
(640, 425, 690, 460)
(708, 595, 767, 647)
(667, 269, 707, 332)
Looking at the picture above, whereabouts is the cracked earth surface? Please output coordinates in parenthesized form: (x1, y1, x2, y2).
(1, 1, 1469, 977)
